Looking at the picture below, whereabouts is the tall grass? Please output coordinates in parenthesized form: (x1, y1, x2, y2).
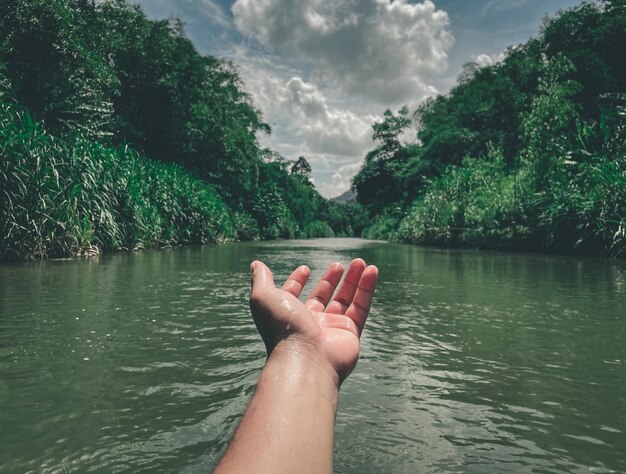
(0, 93, 235, 261)
(397, 151, 535, 249)
(398, 136, 626, 257)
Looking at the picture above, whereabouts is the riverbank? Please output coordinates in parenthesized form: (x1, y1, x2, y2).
(395, 152, 626, 259)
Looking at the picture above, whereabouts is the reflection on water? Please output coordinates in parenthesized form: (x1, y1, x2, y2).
(1, 239, 625, 472)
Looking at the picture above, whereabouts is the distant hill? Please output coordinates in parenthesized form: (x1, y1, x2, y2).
(331, 188, 357, 204)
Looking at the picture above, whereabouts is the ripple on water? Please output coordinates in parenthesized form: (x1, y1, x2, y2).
(1, 241, 626, 473)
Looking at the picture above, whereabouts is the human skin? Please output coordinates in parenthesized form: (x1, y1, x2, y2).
(214, 258, 378, 474)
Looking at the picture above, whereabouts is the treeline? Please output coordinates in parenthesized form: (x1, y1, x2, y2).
(353, 0, 626, 257)
(0, 0, 353, 261)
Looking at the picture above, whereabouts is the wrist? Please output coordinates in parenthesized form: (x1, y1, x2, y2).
(265, 339, 341, 397)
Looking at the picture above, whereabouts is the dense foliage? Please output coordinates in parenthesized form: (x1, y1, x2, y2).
(0, 90, 235, 260)
(353, 0, 626, 257)
(0, 0, 352, 260)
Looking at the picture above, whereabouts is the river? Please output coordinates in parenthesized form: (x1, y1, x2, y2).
(1, 238, 625, 472)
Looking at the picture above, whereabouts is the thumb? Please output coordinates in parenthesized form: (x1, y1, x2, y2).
(250, 260, 274, 294)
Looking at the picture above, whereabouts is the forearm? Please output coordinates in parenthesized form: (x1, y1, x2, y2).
(215, 344, 340, 474)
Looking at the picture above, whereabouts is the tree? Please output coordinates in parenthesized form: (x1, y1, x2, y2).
(542, 0, 626, 118)
(290, 156, 312, 180)
(372, 106, 411, 161)
(521, 55, 582, 186)
(352, 107, 411, 213)
(0, 0, 119, 137)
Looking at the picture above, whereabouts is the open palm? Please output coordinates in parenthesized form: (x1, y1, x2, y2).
(249, 259, 378, 383)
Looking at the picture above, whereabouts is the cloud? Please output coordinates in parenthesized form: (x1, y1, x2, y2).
(231, 0, 454, 104)
(475, 53, 494, 68)
(479, 0, 533, 18)
(232, 53, 377, 197)
(282, 77, 376, 156)
(474, 50, 509, 68)
(314, 161, 363, 198)
(236, 54, 376, 156)
(193, 0, 233, 29)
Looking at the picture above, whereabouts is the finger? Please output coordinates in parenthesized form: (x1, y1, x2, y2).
(281, 265, 311, 298)
(250, 261, 275, 298)
(326, 258, 366, 315)
(345, 265, 378, 335)
(305, 262, 344, 312)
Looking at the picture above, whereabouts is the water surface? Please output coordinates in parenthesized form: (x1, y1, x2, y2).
(1, 239, 625, 472)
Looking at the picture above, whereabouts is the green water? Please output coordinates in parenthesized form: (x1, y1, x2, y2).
(1, 239, 625, 473)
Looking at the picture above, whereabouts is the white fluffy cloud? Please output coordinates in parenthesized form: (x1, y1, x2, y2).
(475, 53, 494, 68)
(474, 51, 509, 68)
(282, 77, 376, 156)
(237, 54, 376, 154)
(234, 54, 378, 197)
(232, 0, 454, 104)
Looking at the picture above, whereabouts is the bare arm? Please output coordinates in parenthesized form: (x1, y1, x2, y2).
(215, 259, 378, 474)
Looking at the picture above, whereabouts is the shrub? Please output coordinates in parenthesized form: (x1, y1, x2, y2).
(304, 220, 335, 238)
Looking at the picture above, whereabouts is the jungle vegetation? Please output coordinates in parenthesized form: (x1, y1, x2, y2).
(353, 0, 626, 257)
(0, 0, 353, 260)
(2, 0, 624, 261)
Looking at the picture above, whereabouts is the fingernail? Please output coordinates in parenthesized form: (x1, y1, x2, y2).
(250, 262, 257, 273)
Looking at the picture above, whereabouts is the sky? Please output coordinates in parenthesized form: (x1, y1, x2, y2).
(131, 0, 583, 198)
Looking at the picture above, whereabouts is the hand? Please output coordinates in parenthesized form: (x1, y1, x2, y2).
(249, 259, 378, 385)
